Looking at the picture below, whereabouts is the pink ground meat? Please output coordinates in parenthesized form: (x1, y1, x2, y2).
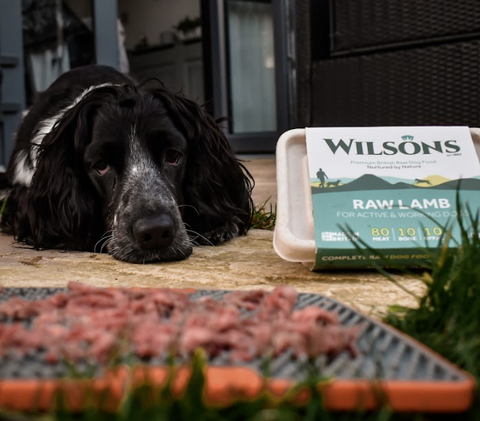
(0, 283, 362, 364)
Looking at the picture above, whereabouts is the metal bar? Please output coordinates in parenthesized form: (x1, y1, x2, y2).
(228, 132, 278, 154)
(272, 0, 291, 134)
(0, 56, 19, 67)
(207, 0, 229, 122)
(93, 0, 119, 70)
(1, 102, 21, 113)
(0, 0, 25, 166)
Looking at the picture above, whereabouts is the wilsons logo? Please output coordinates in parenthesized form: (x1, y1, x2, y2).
(323, 135, 461, 156)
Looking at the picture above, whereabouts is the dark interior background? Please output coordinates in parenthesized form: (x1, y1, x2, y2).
(2, 0, 480, 164)
(295, 0, 480, 129)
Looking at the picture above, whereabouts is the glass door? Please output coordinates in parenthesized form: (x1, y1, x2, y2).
(227, 1, 277, 134)
(204, 0, 291, 153)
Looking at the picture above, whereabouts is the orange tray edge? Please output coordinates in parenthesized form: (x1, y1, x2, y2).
(0, 365, 475, 414)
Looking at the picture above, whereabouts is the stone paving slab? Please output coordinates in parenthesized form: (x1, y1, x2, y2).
(0, 229, 424, 317)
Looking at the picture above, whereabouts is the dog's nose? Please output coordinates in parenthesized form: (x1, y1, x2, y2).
(133, 215, 175, 249)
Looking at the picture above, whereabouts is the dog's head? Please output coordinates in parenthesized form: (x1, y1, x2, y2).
(26, 83, 253, 263)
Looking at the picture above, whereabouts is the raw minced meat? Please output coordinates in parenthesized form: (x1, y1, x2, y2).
(0, 282, 362, 364)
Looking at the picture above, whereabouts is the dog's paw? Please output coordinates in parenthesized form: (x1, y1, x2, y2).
(192, 223, 240, 245)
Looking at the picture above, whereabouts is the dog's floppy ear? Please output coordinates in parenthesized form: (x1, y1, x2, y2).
(148, 85, 254, 244)
(18, 88, 118, 250)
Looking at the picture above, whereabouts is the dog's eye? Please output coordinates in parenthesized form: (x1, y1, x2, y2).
(165, 150, 182, 165)
(93, 160, 111, 176)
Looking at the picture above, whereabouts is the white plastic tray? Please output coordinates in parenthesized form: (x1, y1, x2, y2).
(273, 127, 480, 267)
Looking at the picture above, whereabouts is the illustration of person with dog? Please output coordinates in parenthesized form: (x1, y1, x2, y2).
(316, 168, 328, 187)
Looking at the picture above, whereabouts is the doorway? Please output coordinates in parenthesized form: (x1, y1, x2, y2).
(0, 0, 292, 167)
(203, 0, 291, 153)
(122, 0, 291, 153)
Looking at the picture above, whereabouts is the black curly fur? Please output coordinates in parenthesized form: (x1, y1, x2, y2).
(0, 65, 253, 263)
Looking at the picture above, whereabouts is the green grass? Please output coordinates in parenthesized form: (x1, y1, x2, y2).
(251, 198, 276, 230)
(38, 353, 405, 421)
(344, 199, 480, 420)
(361, 201, 480, 381)
(0, 196, 7, 221)
(381, 205, 480, 419)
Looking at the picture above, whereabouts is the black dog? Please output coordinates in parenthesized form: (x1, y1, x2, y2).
(0, 65, 253, 263)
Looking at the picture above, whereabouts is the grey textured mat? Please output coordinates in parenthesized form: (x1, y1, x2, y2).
(0, 287, 468, 384)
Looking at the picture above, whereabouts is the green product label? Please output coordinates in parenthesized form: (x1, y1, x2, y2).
(311, 188, 480, 269)
(305, 127, 480, 270)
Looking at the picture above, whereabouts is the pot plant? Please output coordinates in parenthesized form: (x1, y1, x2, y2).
(174, 16, 201, 41)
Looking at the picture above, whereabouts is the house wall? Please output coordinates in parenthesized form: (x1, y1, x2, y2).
(309, 0, 480, 128)
(118, 0, 200, 50)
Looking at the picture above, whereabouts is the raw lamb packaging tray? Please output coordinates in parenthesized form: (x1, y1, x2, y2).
(274, 127, 480, 270)
(0, 286, 474, 413)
